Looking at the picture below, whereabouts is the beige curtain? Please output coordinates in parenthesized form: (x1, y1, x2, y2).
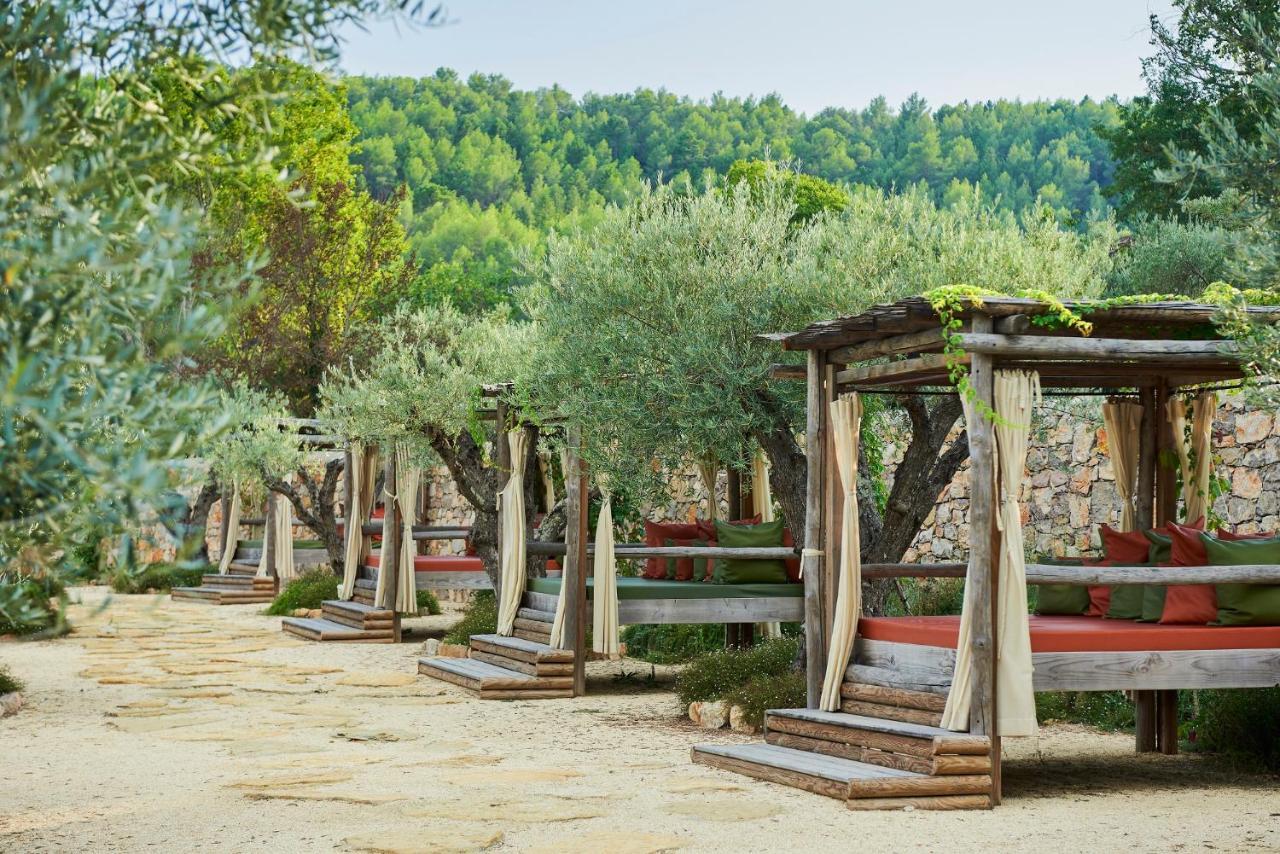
(496, 429, 530, 636)
(697, 456, 719, 522)
(1169, 393, 1218, 523)
(257, 489, 296, 582)
(340, 443, 367, 600)
(819, 394, 863, 711)
(1101, 400, 1143, 531)
(592, 492, 621, 658)
(549, 447, 574, 650)
(397, 446, 421, 616)
(752, 449, 783, 639)
(374, 475, 396, 606)
(216, 483, 241, 574)
(942, 371, 1040, 737)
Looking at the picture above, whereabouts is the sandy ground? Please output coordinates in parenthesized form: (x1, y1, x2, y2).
(1, 589, 1278, 854)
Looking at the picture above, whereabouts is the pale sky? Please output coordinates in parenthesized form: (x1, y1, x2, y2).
(337, 0, 1178, 114)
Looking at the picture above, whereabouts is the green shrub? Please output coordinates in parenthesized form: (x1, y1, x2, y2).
(0, 665, 23, 695)
(622, 624, 725, 664)
(675, 637, 800, 708)
(265, 570, 338, 615)
(722, 670, 807, 728)
(443, 590, 496, 644)
(889, 577, 966, 617)
(0, 575, 67, 636)
(1192, 687, 1280, 772)
(110, 564, 205, 594)
(416, 589, 442, 615)
(1035, 691, 1136, 731)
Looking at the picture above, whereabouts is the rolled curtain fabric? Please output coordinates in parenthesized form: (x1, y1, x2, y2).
(216, 483, 242, 574)
(373, 474, 396, 607)
(1101, 400, 1143, 531)
(942, 371, 1040, 737)
(940, 393, 979, 731)
(548, 445, 574, 650)
(819, 394, 863, 712)
(496, 429, 530, 636)
(592, 493, 621, 658)
(396, 445, 421, 616)
(697, 455, 719, 522)
(1185, 392, 1217, 523)
(339, 442, 366, 600)
(273, 489, 297, 583)
(255, 494, 272, 578)
(752, 449, 782, 639)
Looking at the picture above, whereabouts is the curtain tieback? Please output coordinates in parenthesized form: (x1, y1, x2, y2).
(801, 548, 824, 557)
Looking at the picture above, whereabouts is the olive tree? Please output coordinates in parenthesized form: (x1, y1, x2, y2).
(528, 175, 1113, 609)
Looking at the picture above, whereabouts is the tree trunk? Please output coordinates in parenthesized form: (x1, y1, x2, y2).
(426, 426, 502, 589)
(161, 473, 221, 563)
(264, 457, 344, 573)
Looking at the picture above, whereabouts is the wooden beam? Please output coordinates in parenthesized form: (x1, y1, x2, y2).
(769, 363, 806, 380)
(993, 314, 1031, 334)
(380, 451, 402, 641)
(264, 494, 277, 579)
(835, 353, 961, 387)
(1025, 563, 1280, 584)
(494, 399, 509, 615)
(561, 427, 588, 696)
(822, 360, 840, 648)
(957, 333, 1236, 363)
(217, 488, 233, 567)
(803, 350, 827, 708)
(1136, 385, 1157, 531)
(829, 328, 947, 365)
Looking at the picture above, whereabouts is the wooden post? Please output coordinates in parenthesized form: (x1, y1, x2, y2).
(965, 313, 999, 803)
(381, 452, 403, 642)
(562, 428, 588, 696)
(1134, 384, 1159, 752)
(264, 495, 278, 579)
(1153, 380, 1180, 754)
(802, 350, 828, 708)
(821, 361, 841, 649)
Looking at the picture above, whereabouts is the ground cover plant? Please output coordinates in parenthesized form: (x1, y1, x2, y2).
(0, 665, 22, 695)
(674, 637, 804, 727)
(109, 565, 206, 595)
(442, 590, 497, 644)
(265, 571, 339, 615)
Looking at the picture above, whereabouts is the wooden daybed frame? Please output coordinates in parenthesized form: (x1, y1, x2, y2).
(749, 296, 1280, 806)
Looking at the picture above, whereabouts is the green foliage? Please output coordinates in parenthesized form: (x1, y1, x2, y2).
(888, 578, 967, 617)
(1105, 218, 1235, 297)
(0, 573, 66, 637)
(674, 637, 800, 708)
(110, 564, 206, 595)
(721, 670, 807, 729)
(1192, 687, 1280, 772)
(265, 570, 338, 615)
(346, 75, 1122, 310)
(621, 624, 726, 664)
(206, 384, 305, 504)
(0, 665, 22, 695)
(443, 590, 497, 644)
(724, 159, 849, 224)
(416, 588, 442, 616)
(1035, 691, 1136, 731)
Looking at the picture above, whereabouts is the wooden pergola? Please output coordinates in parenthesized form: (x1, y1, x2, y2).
(767, 296, 1280, 804)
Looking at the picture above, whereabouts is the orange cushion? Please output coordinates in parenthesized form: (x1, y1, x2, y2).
(364, 552, 483, 572)
(643, 520, 703, 579)
(1099, 524, 1151, 563)
(1161, 522, 1219, 624)
(858, 614, 1280, 652)
(1082, 559, 1112, 617)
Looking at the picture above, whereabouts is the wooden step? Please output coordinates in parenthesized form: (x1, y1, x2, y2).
(840, 681, 948, 713)
(171, 587, 276, 605)
(513, 628, 552, 645)
(838, 699, 943, 728)
(467, 649, 574, 678)
(468, 634, 573, 664)
(691, 743, 916, 800)
(227, 563, 259, 575)
(846, 795, 991, 811)
(516, 606, 557, 624)
(765, 709, 988, 759)
(764, 732, 991, 776)
(201, 574, 275, 589)
(513, 616, 552, 634)
(417, 657, 574, 696)
(281, 617, 394, 643)
(319, 609, 395, 631)
(323, 600, 394, 620)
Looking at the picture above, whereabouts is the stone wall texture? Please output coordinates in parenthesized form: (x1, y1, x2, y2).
(177, 393, 1276, 566)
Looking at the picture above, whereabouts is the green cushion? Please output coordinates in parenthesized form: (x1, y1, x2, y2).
(527, 576, 803, 600)
(713, 519, 788, 585)
(1136, 531, 1171, 622)
(1106, 580, 1146, 620)
(1034, 584, 1091, 615)
(1202, 535, 1280, 626)
(664, 538, 710, 581)
(239, 539, 324, 550)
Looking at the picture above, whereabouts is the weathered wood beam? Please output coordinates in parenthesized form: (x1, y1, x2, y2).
(769, 363, 806, 380)
(829, 328, 947, 366)
(1026, 563, 1280, 584)
(835, 353, 964, 387)
(803, 349, 827, 708)
(957, 333, 1236, 362)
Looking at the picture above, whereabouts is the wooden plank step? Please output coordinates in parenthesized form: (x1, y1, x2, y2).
(517, 606, 557, 623)
(691, 743, 917, 800)
(767, 709, 987, 756)
(281, 617, 394, 643)
(323, 600, 394, 620)
(841, 681, 948, 713)
(513, 628, 552, 645)
(418, 657, 573, 693)
(467, 649, 574, 678)
(839, 699, 943, 728)
(171, 587, 276, 604)
(469, 634, 574, 664)
(765, 732, 991, 776)
(319, 609, 395, 631)
(476, 689, 574, 700)
(846, 663, 950, 696)
(227, 563, 259, 575)
(846, 795, 991, 811)
(513, 616, 552, 634)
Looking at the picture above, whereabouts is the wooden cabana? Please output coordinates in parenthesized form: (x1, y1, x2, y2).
(693, 296, 1280, 810)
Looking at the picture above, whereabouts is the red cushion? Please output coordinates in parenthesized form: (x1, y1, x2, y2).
(364, 552, 483, 572)
(1217, 527, 1278, 541)
(662, 537, 714, 581)
(781, 528, 801, 582)
(1082, 559, 1112, 617)
(1098, 524, 1151, 563)
(643, 520, 702, 579)
(1158, 520, 1216, 625)
(858, 614, 1280, 652)
(695, 515, 762, 541)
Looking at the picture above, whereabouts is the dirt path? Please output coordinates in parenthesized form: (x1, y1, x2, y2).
(1, 588, 1277, 853)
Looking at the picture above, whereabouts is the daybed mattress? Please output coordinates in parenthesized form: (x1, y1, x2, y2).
(858, 615, 1280, 653)
(364, 552, 484, 572)
(528, 576, 803, 600)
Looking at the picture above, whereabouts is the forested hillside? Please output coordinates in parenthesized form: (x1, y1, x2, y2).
(345, 70, 1121, 308)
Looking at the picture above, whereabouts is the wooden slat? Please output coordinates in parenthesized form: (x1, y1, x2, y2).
(692, 750, 848, 800)
(469, 634, 575, 663)
(845, 663, 951, 696)
(835, 353, 961, 387)
(830, 328, 947, 365)
(957, 332, 1237, 362)
(845, 794, 991, 811)
(765, 713, 934, 759)
(764, 732, 933, 775)
(854, 638, 956, 693)
(476, 689, 575, 700)
(840, 681, 948, 712)
(847, 774, 991, 799)
(617, 597, 805, 625)
(803, 349, 827, 707)
(1027, 563, 1280, 585)
(839, 699, 943, 728)
(1032, 647, 1280, 691)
